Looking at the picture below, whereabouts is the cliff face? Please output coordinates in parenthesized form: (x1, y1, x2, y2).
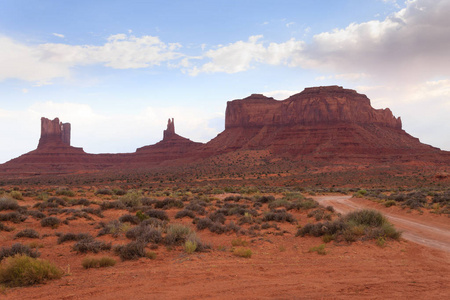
(38, 117, 71, 148)
(225, 86, 402, 129)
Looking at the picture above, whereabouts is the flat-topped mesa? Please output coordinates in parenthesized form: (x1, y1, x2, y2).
(225, 86, 402, 129)
(37, 117, 71, 148)
(163, 118, 175, 140)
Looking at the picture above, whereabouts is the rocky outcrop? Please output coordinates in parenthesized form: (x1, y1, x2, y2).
(225, 86, 402, 129)
(38, 117, 71, 148)
(164, 118, 175, 139)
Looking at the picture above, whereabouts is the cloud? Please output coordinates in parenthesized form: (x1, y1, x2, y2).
(52, 33, 65, 38)
(0, 33, 184, 84)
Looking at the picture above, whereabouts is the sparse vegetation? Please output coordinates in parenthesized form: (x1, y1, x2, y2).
(82, 256, 116, 269)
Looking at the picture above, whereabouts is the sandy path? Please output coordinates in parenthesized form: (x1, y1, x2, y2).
(314, 195, 450, 252)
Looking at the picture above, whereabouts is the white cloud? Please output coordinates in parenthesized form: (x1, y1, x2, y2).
(0, 33, 184, 84)
(52, 33, 65, 38)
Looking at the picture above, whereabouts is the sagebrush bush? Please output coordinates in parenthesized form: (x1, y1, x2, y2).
(165, 224, 192, 245)
(0, 254, 63, 287)
(0, 243, 40, 262)
(72, 238, 112, 253)
(119, 214, 140, 225)
(145, 209, 169, 221)
(9, 191, 23, 200)
(175, 209, 196, 219)
(262, 209, 295, 223)
(40, 216, 61, 228)
(0, 212, 27, 223)
(100, 200, 126, 210)
(57, 233, 92, 244)
(114, 241, 146, 260)
(125, 225, 163, 244)
(82, 256, 116, 269)
(119, 191, 142, 208)
(154, 198, 184, 209)
(0, 197, 20, 211)
(14, 229, 40, 239)
(0, 223, 14, 232)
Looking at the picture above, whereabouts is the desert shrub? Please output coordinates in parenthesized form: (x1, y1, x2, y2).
(125, 225, 163, 244)
(233, 248, 252, 258)
(0, 212, 27, 223)
(47, 197, 68, 207)
(0, 243, 40, 261)
(72, 238, 112, 253)
(82, 256, 116, 269)
(9, 191, 23, 200)
(145, 209, 169, 221)
(196, 217, 214, 230)
(262, 209, 295, 223)
(119, 191, 142, 208)
(55, 188, 75, 197)
(231, 238, 248, 247)
(175, 209, 196, 219)
(0, 197, 20, 211)
(384, 200, 397, 207)
(288, 199, 319, 210)
(209, 223, 226, 234)
(100, 200, 126, 210)
(57, 233, 92, 244)
(255, 195, 275, 203)
(345, 210, 386, 227)
(309, 244, 326, 255)
(140, 217, 166, 228)
(402, 192, 427, 209)
(307, 209, 325, 221)
(185, 202, 206, 215)
(97, 220, 129, 237)
(119, 214, 140, 225)
(40, 216, 61, 228)
(81, 207, 103, 218)
(154, 198, 184, 209)
(326, 205, 335, 212)
(114, 189, 126, 196)
(208, 211, 226, 224)
(95, 188, 113, 195)
(0, 254, 63, 287)
(27, 210, 46, 219)
(432, 191, 450, 204)
(0, 223, 14, 232)
(70, 198, 91, 206)
(165, 224, 192, 245)
(33, 201, 59, 209)
(184, 240, 197, 254)
(14, 229, 40, 239)
(296, 220, 347, 237)
(114, 241, 146, 260)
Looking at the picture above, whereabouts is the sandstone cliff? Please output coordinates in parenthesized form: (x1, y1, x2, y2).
(38, 117, 71, 148)
(225, 86, 402, 129)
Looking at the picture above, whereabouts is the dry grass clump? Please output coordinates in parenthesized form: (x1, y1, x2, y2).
(0, 212, 27, 223)
(57, 232, 92, 244)
(232, 248, 252, 258)
(0, 255, 62, 287)
(72, 238, 112, 253)
(40, 216, 61, 228)
(82, 256, 116, 269)
(144, 209, 169, 221)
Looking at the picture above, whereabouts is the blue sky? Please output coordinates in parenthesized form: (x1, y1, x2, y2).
(0, 0, 449, 163)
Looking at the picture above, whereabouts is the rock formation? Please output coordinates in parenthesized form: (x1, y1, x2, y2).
(0, 86, 448, 176)
(38, 117, 71, 148)
(225, 86, 401, 129)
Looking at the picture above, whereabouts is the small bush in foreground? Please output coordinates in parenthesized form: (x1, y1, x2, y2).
(9, 191, 23, 201)
(233, 248, 252, 258)
(0, 212, 27, 223)
(184, 240, 197, 254)
(82, 256, 116, 269)
(231, 238, 248, 247)
(0, 254, 63, 287)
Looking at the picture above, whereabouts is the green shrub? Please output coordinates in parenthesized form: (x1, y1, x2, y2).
(55, 189, 75, 197)
(384, 200, 397, 207)
(0, 255, 63, 287)
(82, 256, 116, 269)
(231, 238, 248, 247)
(119, 191, 142, 208)
(233, 248, 252, 258)
(165, 224, 192, 245)
(309, 244, 326, 255)
(9, 191, 23, 201)
(184, 240, 197, 254)
(345, 210, 386, 227)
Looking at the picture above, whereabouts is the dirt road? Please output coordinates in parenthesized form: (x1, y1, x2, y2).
(314, 195, 450, 252)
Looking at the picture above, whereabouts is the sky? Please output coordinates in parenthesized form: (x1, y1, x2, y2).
(0, 0, 449, 163)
